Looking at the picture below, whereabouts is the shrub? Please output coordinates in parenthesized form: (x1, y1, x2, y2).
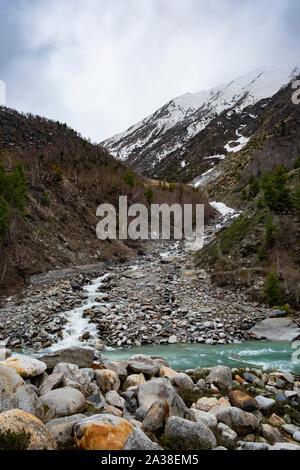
(264, 269, 283, 306)
(247, 178, 260, 200)
(294, 155, 300, 170)
(294, 184, 300, 213)
(52, 164, 63, 182)
(124, 171, 135, 188)
(145, 187, 154, 205)
(41, 192, 51, 207)
(261, 165, 292, 212)
(0, 163, 28, 210)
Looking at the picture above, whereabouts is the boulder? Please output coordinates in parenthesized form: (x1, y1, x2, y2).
(270, 443, 300, 450)
(128, 355, 160, 377)
(159, 366, 178, 380)
(123, 427, 162, 450)
(105, 391, 125, 410)
(40, 387, 86, 421)
(172, 373, 194, 391)
(250, 318, 300, 341)
(102, 361, 128, 381)
(0, 365, 43, 419)
(206, 366, 232, 390)
(237, 441, 271, 451)
(39, 372, 64, 396)
(142, 399, 169, 433)
(95, 369, 120, 393)
(45, 414, 86, 448)
(185, 408, 218, 431)
(120, 391, 138, 413)
(164, 416, 216, 450)
(52, 363, 91, 396)
(209, 406, 260, 435)
(217, 422, 237, 447)
(1, 357, 47, 378)
(262, 424, 283, 444)
(193, 397, 218, 412)
(122, 374, 146, 392)
(0, 409, 56, 450)
(0, 349, 11, 361)
(74, 414, 133, 450)
(137, 378, 186, 418)
(39, 347, 94, 369)
(255, 395, 275, 411)
(228, 391, 259, 412)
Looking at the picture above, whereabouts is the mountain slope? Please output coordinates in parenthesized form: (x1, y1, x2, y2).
(0, 106, 214, 293)
(102, 66, 300, 180)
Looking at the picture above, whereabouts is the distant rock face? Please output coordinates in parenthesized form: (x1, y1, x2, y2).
(39, 347, 95, 369)
(250, 318, 300, 341)
(0, 409, 57, 450)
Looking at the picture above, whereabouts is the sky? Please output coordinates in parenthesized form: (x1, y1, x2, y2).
(0, 0, 299, 142)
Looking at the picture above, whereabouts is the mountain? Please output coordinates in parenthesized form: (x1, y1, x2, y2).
(0, 106, 214, 292)
(102, 66, 300, 181)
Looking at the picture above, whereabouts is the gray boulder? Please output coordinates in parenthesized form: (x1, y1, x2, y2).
(40, 387, 86, 420)
(185, 408, 218, 431)
(123, 427, 162, 450)
(39, 347, 94, 369)
(206, 366, 232, 390)
(172, 373, 194, 391)
(164, 416, 217, 450)
(39, 372, 64, 396)
(250, 318, 300, 341)
(255, 395, 275, 411)
(209, 406, 260, 435)
(128, 355, 160, 377)
(137, 378, 187, 418)
(46, 414, 86, 447)
(0, 365, 43, 419)
(53, 363, 92, 396)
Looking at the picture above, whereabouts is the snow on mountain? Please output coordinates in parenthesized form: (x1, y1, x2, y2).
(102, 65, 300, 168)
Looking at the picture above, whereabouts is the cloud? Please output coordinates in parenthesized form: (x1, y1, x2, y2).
(0, 0, 300, 141)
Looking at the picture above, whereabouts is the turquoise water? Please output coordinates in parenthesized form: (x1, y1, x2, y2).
(101, 341, 300, 373)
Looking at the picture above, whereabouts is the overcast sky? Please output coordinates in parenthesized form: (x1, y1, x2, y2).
(0, 0, 299, 142)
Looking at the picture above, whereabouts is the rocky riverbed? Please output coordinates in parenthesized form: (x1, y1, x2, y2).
(0, 238, 278, 352)
(0, 347, 299, 451)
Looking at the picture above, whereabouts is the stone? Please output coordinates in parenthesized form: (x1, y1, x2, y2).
(39, 347, 94, 369)
(249, 318, 300, 341)
(45, 414, 86, 447)
(0, 365, 43, 419)
(123, 427, 162, 450)
(40, 387, 86, 421)
(262, 424, 283, 444)
(269, 413, 285, 427)
(193, 397, 218, 412)
(180, 271, 198, 281)
(255, 395, 275, 411)
(270, 443, 300, 450)
(243, 372, 264, 387)
(217, 422, 237, 447)
(128, 355, 159, 377)
(168, 335, 177, 344)
(164, 416, 216, 450)
(270, 309, 287, 318)
(95, 369, 120, 393)
(142, 399, 169, 433)
(159, 366, 178, 380)
(172, 373, 194, 391)
(0, 409, 56, 450)
(39, 372, 64, 396)
(74, 414, 133, 450)
(120, 391, 138, 413)
(105, 391, 125, 410)
(237, 441, 271, 451)
(122, 374, 146, 392)
(206, 366, 232, 390)
(137, 378, 186, 418)
(86, 393, 106, 411)
(0, 349, 11, 361)
(1, 357, 47, 378)
(282, 424, 299, 436)
(53, 363, 92, 396)
(123, 271, 145, 279)
(185, 409, 218, 431)
(228, 391, 259, 412)
(209, 406, 260, 435)
(293, 431, 300, 442)
(102, 361, 128, 381)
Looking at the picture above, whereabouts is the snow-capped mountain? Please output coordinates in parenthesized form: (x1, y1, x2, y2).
(102, 66, 300, 178)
